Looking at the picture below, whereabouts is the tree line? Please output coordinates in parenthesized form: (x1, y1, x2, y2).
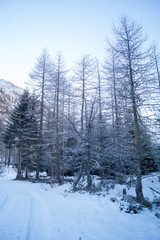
(1, 16, 160, 202)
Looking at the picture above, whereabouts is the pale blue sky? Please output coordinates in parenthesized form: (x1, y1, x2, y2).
(0, 0, 160, 87)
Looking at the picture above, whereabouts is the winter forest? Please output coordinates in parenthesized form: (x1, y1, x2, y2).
(1, 16, 160, 204)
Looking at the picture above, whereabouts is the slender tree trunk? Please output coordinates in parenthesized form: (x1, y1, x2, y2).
(129, 57, 144, 201)
(7, 148, 11, 167)
(81, 69, 85, 134)
(4, 149, 7, 165)
(51, 159, 54, 187)
(112, 52, 122, 183)
(55, 58, 61, 185)
(97, 59, 104, 178)
(25, 158, 29, 179)
(36, 66, 45, 180)
(135, 149, 143, 201)
(73, 170, 83, 190)
(87, 124, 92, 189)
(67, 83, 71, 118)
(16, 142, 22, 179)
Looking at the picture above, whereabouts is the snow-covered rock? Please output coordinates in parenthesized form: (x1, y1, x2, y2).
(0, 79, 23, 128)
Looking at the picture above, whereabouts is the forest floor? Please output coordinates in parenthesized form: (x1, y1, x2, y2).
(0, 167, 160, 240)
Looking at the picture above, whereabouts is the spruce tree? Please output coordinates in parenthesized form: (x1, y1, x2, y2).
(2, 90, 38, 179)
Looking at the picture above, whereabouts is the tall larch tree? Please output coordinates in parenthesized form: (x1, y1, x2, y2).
(111, 16, 152, 201)
(30, 48, 53, 179)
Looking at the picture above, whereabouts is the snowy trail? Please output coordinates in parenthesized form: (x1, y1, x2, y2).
(27, 190, 53, 240)
(0, 179, 32, 240)
(0, 171, 160, 240)
(0, 177, 53, 240)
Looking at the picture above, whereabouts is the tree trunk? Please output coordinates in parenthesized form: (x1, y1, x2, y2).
(7, 148, 11, 167)
(135, 154, 143, 201)
(16, 143, 22, 179)
(73, 170, 83, 190)
(55, 56, 61, 185)
(112, 52, 122, 184)
(87, 124, 92, 189)
(81, 69, 85, 134)
(25, 158, 29, 179)
(129, 58, 144, 201)
(36, 65, 45, 180)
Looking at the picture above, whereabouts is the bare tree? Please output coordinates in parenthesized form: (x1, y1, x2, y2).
(53, 52, 67, 184)
(30, 48, 53, 179)
(74, 55, 95, 134)
(72, 55, 97, 189)
(111, 16, 152, 201)
(103, 47, 125, 183)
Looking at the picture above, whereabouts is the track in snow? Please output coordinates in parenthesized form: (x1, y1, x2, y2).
(0, 170, 160, 240)
(0, 178, 53, 240)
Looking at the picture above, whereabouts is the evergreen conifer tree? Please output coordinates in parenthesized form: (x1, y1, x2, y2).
(2, 90, 38, 179)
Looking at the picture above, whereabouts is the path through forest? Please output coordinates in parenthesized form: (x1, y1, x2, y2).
(0, 169, 159, 240)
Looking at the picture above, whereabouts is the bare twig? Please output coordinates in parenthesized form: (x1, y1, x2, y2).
(149, 187, 160, 195)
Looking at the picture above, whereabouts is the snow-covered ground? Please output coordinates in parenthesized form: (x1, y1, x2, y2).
(0, 168, 159, 240)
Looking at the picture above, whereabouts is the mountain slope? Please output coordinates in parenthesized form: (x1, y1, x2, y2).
(0, 79, 24, 128)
